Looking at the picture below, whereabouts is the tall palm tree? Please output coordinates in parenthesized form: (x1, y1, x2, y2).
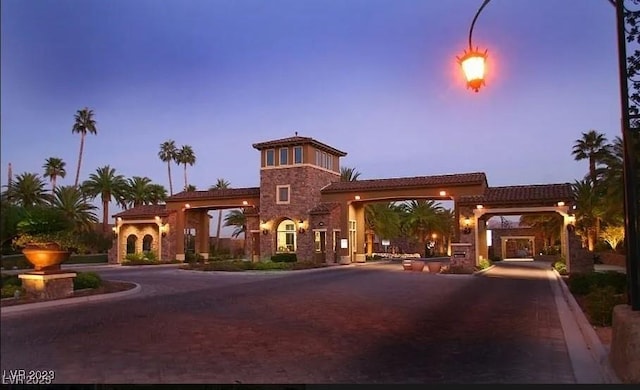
(210, 178, 231, 252)
(158, 140, 177, 196)
(572, 129, 610, 183)
(340, 166, 361, 182)
(175, 145, 196, 191)
(71, 107, 98, 187)
(51, 185, 99, 233)
(43, 157, 66, 192)
(5, 172, 50, 208)
(185, 184, 197, 192)
(80, 165, 126, 233)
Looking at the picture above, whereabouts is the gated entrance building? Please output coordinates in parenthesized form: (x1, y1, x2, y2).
(109, 135, 588, 272)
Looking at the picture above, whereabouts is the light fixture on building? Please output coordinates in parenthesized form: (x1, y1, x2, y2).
(298, 220, 306, 234)
(439, 191, 447, 196)
(160, 224, 168, 237)
(557, 201, 565, 207)
(354, 195, 361, 200)
(476, 204, 483, 209)
(567, 215, 576, 232)
(463, 218, 472, 235)
(112, 226, 118, 238)
(185, 203, 191, 209)
(242, 200, 248, 206)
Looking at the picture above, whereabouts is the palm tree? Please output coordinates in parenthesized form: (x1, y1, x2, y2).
(364, 202, 402, 254)
(5, 172, 50, 208)
(400, 200, 446, 255)
(519, 213, 563, 252)
(223, 209, 247, 238)
(158, 140, 177, 196)
(148, 184, 168, 205)
(51, 185, 99, 233)
(43, 157, 66, 192)
(209, 178, 231, 252)
(185, 184, 197, 192)
(340, 166, 361, 182)
(572, 179, 606, 251)
(71, 107, 98, 187)
(122, 176, 155, 209)
(175, 145, 196, 191)
(572, 130, 610, 183)
(81, 165, 126, 233)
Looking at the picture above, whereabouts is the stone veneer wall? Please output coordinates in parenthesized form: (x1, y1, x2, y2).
(259, 165, 339, 261)
(568, 230, 595, 273)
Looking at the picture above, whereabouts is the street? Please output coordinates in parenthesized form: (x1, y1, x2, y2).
(1, 262, 576, 384)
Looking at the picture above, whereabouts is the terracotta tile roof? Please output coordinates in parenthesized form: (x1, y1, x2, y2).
(113, 204, 170, 219)
(321, 172, 488, 193)
(309, 202, 341, 215)
(252, 136, 347, 157)
(166, 187, 261, 201)
(458, 183, 573, 206)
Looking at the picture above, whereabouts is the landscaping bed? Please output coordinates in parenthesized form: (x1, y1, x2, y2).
(182, 259, 329, 272)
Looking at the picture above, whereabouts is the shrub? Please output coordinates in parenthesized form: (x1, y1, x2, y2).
(143, 251, 157, 261)
(1, 256, 31, 270)
(568, 271, 627, 296)
(553, 261, 568, 275)
(1, 284, 23, 299)
(271, 253, 297, 263)
(584, 286, 627, 327)
(73, 272, 103, 290)
(1, 274, 21, 288)
(477, 258, 492, 270)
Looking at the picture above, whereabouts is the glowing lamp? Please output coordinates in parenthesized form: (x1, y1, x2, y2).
(458, 49, 487, 92)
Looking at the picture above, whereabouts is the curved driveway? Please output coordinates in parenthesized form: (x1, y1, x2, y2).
(0, 261, 609, 384)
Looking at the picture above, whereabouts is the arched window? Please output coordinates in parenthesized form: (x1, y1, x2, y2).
(276, 219, 296, 252)
(126, 235, 137, 254)
(143, 234, 153, 252)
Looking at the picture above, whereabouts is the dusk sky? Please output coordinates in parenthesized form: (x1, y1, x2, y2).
(0, 0, 621, 234)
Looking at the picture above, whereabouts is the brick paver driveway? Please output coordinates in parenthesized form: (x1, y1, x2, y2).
(1, 262, 576, 384)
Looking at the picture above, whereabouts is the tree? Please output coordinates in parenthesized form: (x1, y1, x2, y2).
(519, 213, 563, 252)
(121, 176, 157, 209)
(43, 157, 66, 192)
(175, 145, 196, 191)
(572, 130, 610, 184)
(158, 140, 177, 196)
(71, 107, 98, 187)
(185, 184, 197, 192)
(223, 209, 247, 239)
(5, 172, 50, 208)
(601, 225, 625, 252)
(400, 200, 446, 255)
(572, 179, 606, 251)
(224, 208, 247, 255)
(340, 166, 361, 182)
(364, 202, 402, 255)
(209, 178, 231, 252)
(81, 165, 126, 233)
(51, 185, 99, 234)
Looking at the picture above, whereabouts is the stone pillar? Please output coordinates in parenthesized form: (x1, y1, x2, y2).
(610, 304, 640, 384)
(175, 207, 186, 261)
(354, 203, 366, 263)
(198, 211, 210, 259)
(338, 202, 350, 264)
(19, 272, 77, 300)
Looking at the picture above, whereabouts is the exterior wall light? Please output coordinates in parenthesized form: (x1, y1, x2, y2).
(463, 217, 472, 235)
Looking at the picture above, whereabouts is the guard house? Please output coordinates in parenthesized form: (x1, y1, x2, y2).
(109, 135, 582, 271)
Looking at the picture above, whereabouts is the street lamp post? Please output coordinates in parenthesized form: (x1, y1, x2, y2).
(458, 0, 639, 310)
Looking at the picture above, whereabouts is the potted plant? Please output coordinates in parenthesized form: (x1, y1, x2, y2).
(11, 206, 83, 272)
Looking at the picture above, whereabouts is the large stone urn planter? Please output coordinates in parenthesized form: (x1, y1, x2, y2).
(22, 242, 71, 272)
(402, 259, 413, 271)
(427, 261, 442, 273)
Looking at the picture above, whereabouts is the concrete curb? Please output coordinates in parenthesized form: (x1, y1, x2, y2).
(551, 269, 621, 384)
(0, 281, 142, 316)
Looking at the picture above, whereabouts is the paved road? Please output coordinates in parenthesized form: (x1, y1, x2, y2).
(0, 261, 600, 384)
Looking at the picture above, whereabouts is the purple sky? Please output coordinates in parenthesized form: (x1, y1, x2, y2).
(0, 0, 620, 234)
